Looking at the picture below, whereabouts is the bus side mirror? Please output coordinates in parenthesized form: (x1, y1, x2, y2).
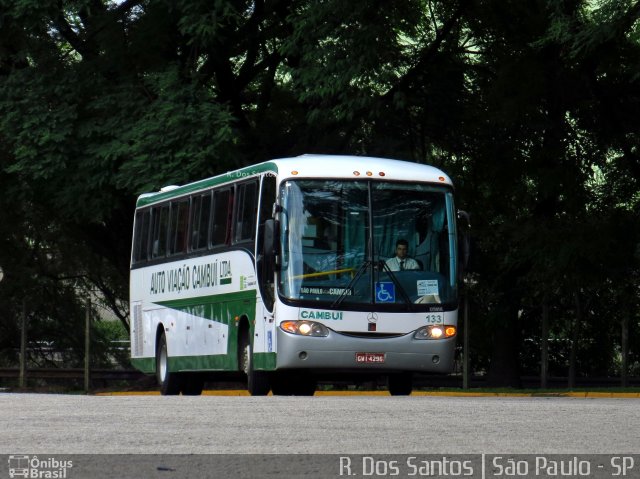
(263, 219, 278, 266)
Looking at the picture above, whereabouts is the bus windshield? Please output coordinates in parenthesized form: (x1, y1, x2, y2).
(278, 180, 458, 310)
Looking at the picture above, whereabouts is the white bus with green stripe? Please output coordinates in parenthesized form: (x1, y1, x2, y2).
(130, 155, 463, 395)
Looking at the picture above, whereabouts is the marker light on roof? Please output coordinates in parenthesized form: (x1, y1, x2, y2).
(353, 171, 361, 176)
(379, 172, 386, 176)
(291, 170, 299, 175)
(439, 176, 446, 182)
(366, 171, 373, 176)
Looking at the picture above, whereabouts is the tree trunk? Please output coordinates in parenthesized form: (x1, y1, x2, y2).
(487, 304, 521, 387)
(568, 291, 582, 389)
(540, 293, 549, 388)
(621, 313, 629, 387)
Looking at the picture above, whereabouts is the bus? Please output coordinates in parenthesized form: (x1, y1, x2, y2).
(130, 154, 462, 395)
(8, 455, 29, 478)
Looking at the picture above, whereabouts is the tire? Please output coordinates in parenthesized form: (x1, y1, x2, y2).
(240, 333, 271, 396)
(388, 372, 413, 396)
(271, 371, 316, 396)
(156, 333, 182, 395)
(181, 373, 204, 396)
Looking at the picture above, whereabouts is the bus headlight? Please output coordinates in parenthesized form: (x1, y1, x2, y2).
(414, 325, 457, 340)
(280, 320, 329, 337)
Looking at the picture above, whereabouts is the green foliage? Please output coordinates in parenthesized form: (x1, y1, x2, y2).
(0, 0, 638, 383)
(92, 319, 130, 368)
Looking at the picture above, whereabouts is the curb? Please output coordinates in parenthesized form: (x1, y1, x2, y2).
(94, 390, 640, 398)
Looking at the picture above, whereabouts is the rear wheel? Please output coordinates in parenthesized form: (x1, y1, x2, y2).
(156, 333, 182, 395)
(181, 373, 205, 396)
(388, 372, 413, 396)
(240, 333, 271, 396)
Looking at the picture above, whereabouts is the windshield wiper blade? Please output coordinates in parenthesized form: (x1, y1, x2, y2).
(331, 260, 370, 308)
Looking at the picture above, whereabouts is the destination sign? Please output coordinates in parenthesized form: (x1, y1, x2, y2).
(299, 286, 353, 296)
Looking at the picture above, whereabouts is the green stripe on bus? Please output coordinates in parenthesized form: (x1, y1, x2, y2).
(254, 352, 276, 370)
(133, 290, 266, 374)
(132, 352, 277, 374)
(153, 289, 259, 372)
(154, 289, 256, 310)
(136, 162, 278, 207)
(168, 353, 276, 372)
(130, 357, 155, 374)
(168, 354, 234, 371)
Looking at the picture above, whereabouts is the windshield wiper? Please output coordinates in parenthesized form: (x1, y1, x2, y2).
(331, 260, 371, 308)
(378, 259, 414, 311)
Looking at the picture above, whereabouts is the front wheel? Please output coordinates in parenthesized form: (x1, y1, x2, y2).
(271, 371, 316, 396)
(388, 373, 413, 396)
(241, 334, 271, 396)
(156, 333, 182, 395)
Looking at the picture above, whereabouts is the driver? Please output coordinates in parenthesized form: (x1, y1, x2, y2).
(385, 239, 420, 271)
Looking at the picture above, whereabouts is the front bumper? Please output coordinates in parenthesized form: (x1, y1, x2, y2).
(276, 328, 456, 373)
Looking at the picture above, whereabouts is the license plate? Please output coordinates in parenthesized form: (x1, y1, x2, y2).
(356, 352, 386, 363)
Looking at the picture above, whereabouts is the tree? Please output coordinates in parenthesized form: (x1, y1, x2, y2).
(0, 0, 638, 384)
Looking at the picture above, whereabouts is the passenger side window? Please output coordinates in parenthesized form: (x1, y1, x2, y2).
(151, 204, 170, 258)
(190, 193, 212, 251)
(212, 189, 232, 247)
(168, 200, 189, 255)
(234, 181, 258, 243)
(133, 209, 151, 263)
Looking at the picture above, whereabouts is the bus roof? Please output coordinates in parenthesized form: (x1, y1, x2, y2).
(136, 154, 453, 208)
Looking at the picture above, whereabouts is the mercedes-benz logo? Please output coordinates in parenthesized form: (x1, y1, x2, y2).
(367, 312, 378, 323)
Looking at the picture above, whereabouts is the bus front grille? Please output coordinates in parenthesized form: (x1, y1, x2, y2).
(337, 331, 405, 339)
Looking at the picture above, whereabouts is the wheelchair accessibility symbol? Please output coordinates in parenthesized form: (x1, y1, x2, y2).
(375, 282, 396, 303)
